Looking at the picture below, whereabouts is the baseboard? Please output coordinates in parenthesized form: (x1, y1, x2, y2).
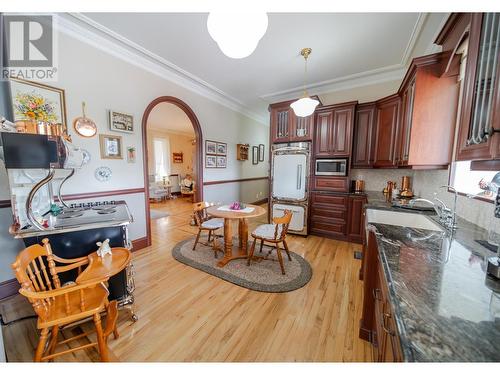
(251, 198, 268, 205)
(131, 236, 149, 251)
(0, 278, 20, 300)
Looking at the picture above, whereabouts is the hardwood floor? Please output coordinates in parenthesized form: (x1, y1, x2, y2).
(0, 197, 372, 362)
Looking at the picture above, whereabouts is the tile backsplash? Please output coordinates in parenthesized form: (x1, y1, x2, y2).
(351, 168, 494, 230)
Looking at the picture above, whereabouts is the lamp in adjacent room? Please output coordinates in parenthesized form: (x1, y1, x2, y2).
(207, 12, 268, 59)
(291, 48, 319, 117)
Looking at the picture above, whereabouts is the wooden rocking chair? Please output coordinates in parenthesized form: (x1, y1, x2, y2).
(11, 238, 119, 362)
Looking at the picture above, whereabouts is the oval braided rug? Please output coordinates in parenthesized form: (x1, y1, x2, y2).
(172, 236, 312, 293)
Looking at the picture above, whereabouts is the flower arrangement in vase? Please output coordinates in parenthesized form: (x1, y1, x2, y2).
(229, 201, 246, 210)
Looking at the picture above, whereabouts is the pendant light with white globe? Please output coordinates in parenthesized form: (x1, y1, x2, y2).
(207, 12, 268, 59)
(290, 48, 319, 117)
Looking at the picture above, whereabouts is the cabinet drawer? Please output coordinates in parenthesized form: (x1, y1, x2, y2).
(310, 192, 348, 207)
(313, 177, 349, 192)
(311, 207, 347, 222)
(310, 221, 347, 236)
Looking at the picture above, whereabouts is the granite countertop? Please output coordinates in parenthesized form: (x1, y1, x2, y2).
(364, 191, 500, 362)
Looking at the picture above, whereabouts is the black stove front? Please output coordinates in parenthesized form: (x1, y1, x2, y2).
(22, 225, 129, 301)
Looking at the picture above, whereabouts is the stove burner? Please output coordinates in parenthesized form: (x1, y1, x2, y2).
(96, 209, 116, 214)
(70, 200, 117, 209)
(92, 205, 116, 210)
(58, 211, 84, 219)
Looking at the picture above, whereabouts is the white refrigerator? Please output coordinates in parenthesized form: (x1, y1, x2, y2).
(270, 142, 310, 235)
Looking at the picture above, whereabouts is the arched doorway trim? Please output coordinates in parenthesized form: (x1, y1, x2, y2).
(142, 96, 203, 247)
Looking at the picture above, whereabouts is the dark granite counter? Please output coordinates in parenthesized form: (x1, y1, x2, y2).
(364, 191, 500, 362)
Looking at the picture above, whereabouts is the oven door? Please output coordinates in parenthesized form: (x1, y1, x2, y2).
(315, 159, 347, 176)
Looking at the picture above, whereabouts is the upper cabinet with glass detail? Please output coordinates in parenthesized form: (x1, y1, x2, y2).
(451, 13, 500, 162)
(269, 97, 320, 143)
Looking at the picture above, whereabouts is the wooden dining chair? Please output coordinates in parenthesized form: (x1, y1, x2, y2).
(192, 202, 224, 258)
(247, 209, 293, 275)
(11, 238, 119, 362)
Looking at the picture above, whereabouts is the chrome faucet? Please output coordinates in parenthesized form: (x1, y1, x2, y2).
(408, 185, 458, 231)
(440, 185, 458, 230)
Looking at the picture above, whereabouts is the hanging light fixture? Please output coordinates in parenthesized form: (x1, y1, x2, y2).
(291, 48, 319, 117)
(207, 12, 268, 59)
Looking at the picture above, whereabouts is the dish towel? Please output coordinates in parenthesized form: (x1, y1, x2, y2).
(217, 205, 255, 213)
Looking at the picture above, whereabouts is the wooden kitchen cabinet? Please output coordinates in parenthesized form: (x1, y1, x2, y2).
(373, 94, 401, 168)
(360, 231, 403, 362)
(352, 102, 377, 168)
(398, 53, 460, 169)
(270, 104, 292, 143)
(347, 195, 367, 244)
(397, 77, 415, 167)
(309, 192, 348, 240)
(314, 102, 356, 157)
(269, 98, 318, 143)
(451, 13, 500, 161)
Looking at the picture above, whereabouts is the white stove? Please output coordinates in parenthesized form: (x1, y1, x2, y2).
(12, 200, 133, 239)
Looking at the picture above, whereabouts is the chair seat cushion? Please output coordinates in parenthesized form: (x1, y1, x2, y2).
(201, 218, 224, 229)
(252, 224, 283, 240)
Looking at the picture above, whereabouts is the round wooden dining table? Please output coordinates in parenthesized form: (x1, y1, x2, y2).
(206, 204, 267, 267)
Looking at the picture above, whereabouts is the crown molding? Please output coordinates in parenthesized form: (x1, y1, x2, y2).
(55, 13, 268, 124)
(260, 64, 407, 103)
(260, 12, 429, 103)
(400, 13, 428, 66)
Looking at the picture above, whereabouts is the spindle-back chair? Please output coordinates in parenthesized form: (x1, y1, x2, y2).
(247, 209, 293, 274)
(12, 238, 118, 362)
(192, 201, 224, 258)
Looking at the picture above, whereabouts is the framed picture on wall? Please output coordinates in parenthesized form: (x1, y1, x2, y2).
(109, 110, 134, 133)
(258, 144, 265, 162)
(205, 155, 217, 168)
(206, 140, 217, 154)
(10, 77, 67, 132)
(99, 134, 123, 159)
(126, 146, 136, 163)
(216, 155, 227, 168)
(173, 152, 183, 163)
(252, 146, 259, 165)
(216, 142, 227, 155)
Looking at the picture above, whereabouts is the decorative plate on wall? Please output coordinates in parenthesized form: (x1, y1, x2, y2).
(95, 166, 112, 182)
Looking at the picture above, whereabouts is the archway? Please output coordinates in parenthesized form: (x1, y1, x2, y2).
(142, 96, 203, 247)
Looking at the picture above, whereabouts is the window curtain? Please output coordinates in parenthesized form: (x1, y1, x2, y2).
(153, 136, 171, 182)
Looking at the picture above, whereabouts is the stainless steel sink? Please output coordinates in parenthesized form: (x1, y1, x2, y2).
(366, 209, 444, 232)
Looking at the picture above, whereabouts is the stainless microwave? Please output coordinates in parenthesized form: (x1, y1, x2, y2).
(315, 158, 348, 176)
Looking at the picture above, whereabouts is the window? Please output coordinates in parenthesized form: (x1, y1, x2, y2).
(450, 161, 499, 200)
(153, 137, 170, 181)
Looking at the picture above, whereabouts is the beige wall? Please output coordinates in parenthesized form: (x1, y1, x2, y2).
(147, 129, 196, 179)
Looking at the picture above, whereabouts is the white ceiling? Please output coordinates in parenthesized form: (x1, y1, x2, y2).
(73, 13, 447, 122)
(147, 102, 195, 136)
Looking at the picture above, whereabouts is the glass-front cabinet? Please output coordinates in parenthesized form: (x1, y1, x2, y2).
(456, 13, 500, 161)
